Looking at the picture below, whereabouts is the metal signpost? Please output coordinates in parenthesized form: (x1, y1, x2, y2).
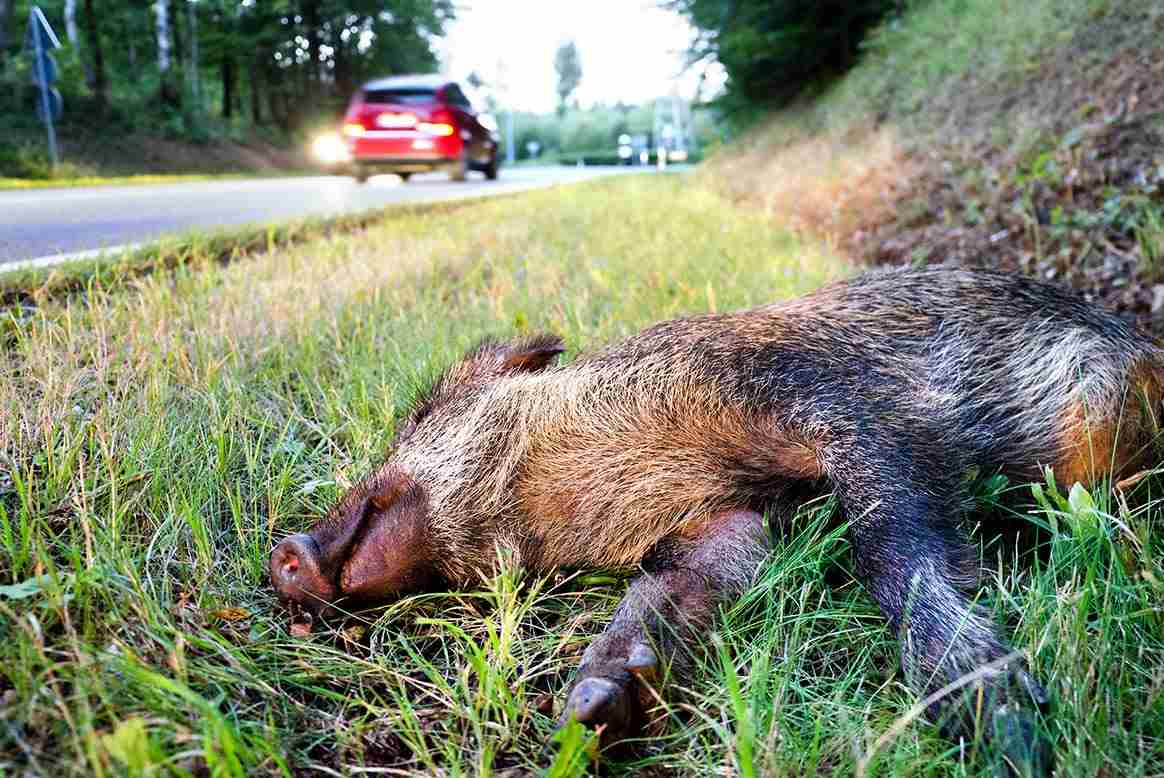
(25, 6, 63, 166)
(506, 110, 515, 165)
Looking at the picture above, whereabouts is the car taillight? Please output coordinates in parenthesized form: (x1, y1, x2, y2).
(342, 122, 366, 137)
(416, 122, 455, 137)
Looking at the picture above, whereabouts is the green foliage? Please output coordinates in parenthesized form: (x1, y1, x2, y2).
(547, 720, 597, 777)
(0, 140, 94, 178)
(0, 0, 455, 144)
(670, 0, 897, 120)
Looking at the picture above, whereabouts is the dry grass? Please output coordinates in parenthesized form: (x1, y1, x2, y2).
(704, 127, 915, 249)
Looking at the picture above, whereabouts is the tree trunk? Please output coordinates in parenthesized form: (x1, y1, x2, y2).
(222, 56, 236, 118)
(301, 0, 320, 95)
(249, 58, 263, 124)
(65, 0, 88, 84)
(82, 0, 107, 106)
(127, 15, 137, 70)
(154, 0, 181, 106)
(333, 39, 352, 98)
(187, 0, 200, 110)
(169, 0, 185, 72)
(154, 0, 171, 72)
(64, 0, 80, 46)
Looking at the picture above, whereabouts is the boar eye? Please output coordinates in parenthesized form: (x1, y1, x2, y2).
(394, 417, 418, 444)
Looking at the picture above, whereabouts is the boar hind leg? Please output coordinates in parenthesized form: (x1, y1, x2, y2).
(560, 508, 770, 742)
(830, 447, 1050, 775)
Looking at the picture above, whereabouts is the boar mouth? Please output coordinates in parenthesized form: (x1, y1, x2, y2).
(269, 532, 343, 618)
(270, 534, 383, 621)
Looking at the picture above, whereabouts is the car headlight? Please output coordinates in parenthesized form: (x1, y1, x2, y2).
(311, 133, 351, 164)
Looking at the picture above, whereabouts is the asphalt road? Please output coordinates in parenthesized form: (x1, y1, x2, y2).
(0, 165, 647, 268)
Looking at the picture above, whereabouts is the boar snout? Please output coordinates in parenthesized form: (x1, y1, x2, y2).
(270, 468, 436, 622)
(270, 533, 338, 615)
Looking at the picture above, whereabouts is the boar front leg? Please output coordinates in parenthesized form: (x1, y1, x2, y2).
(560, 508, 770, 741)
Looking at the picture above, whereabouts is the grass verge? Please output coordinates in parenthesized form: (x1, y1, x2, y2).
(1, 174, 1162, 776)
(0, 195, 518, 313)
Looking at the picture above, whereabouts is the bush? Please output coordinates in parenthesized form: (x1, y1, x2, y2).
(0, 143, 54, 178)
(0, 141, 96, 179)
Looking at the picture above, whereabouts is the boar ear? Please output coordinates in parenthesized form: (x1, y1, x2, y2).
(498, 334, 565, 374)
(365, 469, 418, 513)
(466, 333, 565, 378)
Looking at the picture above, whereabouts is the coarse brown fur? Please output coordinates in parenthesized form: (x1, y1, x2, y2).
(270, 265, 1164, 773)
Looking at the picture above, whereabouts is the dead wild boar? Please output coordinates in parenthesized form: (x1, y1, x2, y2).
(270, 266, 1162, 771)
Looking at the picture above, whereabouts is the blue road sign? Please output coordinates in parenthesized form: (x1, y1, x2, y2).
(24, 7, 61, 53)
(25, 7, 63, 166)
(30, 51, 58, 86)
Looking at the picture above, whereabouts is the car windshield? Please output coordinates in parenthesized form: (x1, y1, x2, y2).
(363, 88, 435, 105)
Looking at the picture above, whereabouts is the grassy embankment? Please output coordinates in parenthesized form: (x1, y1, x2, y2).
(3, 0, 1163, 775)
(706, 0, 1164, 331)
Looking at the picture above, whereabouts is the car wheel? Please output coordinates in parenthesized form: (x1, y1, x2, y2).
(353, 165, 370, 184)
(449, 156, 468, 182)
(398, 172, 412, 183)
(484, 156, 500, 181)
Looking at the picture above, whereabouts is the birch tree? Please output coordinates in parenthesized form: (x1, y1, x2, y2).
(154, 0, 171, 73)
(65, 0, 97, 85)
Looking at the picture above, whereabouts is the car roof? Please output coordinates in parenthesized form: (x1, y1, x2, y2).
(361, 74, 450, 92)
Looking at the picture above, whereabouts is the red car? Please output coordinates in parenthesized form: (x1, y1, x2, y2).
(341, 75, 501, 183)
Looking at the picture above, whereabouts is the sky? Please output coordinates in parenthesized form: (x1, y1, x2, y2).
(435, 0, 725, 114)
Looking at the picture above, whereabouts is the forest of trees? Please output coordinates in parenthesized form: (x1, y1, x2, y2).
(670, 0, 901, 118)
(0, 0, 454, 135)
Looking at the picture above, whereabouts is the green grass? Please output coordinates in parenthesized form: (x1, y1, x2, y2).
(2, 175, 1162, 777)
(0, 196, 515, 306)
(822, 0, 1111, 130)
(745, 0, 1149, 141)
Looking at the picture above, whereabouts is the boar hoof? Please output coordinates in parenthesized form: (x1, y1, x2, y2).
(561, 677, 634, 737)
(558, 640, 661, 745)
(990, 704, 1051, 778)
